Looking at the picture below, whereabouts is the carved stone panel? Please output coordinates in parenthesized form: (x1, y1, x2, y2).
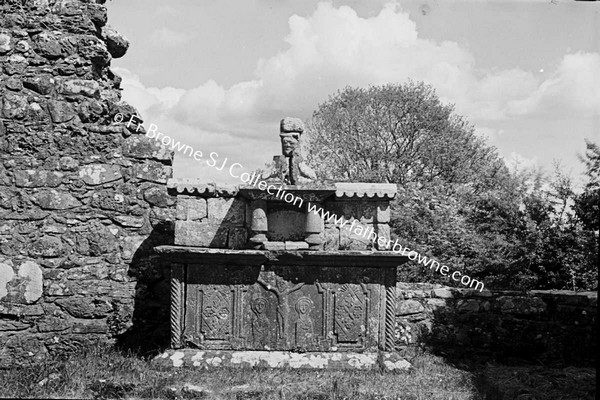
(182, 264, 385, 352)
(200, 286, 233, 340)
(334, 284, 367, 343)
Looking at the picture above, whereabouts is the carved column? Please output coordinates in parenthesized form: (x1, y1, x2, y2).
(305, 201, 323, 250)
(170, 263, 185, 349)
(384, 267, 397, 352)
(249, 199, 268, 248)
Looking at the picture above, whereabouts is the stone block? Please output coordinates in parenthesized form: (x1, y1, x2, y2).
(91, 189, 128, 212)
(457, 299, 480, 313)
(23, 75, 55, 95)
(0, 260, 43, 304)
(72, 319, 107, 334)
(29, 236, 64, 257)
(397, 300, 425, 316)
(375, 224, 391, 249)
(339, 223, 373, 250)
(78, 164, 122, 185)
(431, 288, 454, 298)
(208, 197, 245, 226)
(58, 79, 100, 98)
(0, 33, 11, 54)
(132, 162, 172, 183)
(1, 93, 28, 119)
(55, 297, 113, 318)
(47, 100, 74, 123)
(284, 241, 309, 250)
(176, 197, 207, 221)
(112, 215, 145, 228)
(263, 241, 286, 251)
(496, 296, 547, 315)
(174, 220, 228, 247)
(0, 320, 30, 331)
(14, 169, 64, 187)
(324, 227, 339, 251)
(228, 227, 248, 249)
(122, 135, 172, 161)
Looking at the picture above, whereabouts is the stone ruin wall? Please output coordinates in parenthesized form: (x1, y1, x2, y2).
(0, 0, 175, 367)
(395, 284, 597, 366)
(0, 0, 596, 368)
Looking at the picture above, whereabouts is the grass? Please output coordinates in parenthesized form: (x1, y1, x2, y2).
(0, 345, 595, 399)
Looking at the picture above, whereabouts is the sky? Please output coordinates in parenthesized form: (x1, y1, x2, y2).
(106, 0, 600, 189)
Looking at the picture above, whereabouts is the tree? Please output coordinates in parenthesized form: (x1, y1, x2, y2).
(574, 140, 600, 231)
(305, 81, 507, 189)
(306, 82, 597, 291)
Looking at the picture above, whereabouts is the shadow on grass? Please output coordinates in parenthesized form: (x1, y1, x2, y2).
(417, 303, 597, 400)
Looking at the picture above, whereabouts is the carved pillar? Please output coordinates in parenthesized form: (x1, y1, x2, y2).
(249, 199, 268, 248)
(170, 263, 185, 349)
(384, 267, 397, 352)
(305, 201, 323, 250)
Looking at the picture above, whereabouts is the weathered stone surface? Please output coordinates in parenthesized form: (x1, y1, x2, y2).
(101, 25, 129, 58)
(132, 162, 172, 183)
(143, 186, 174, 208)
(29, 236, 64, 257)
(324, 227, 340, 250)
(32, 189, 81, 210)
(397, 300, 425, 315)
(1, 93, 28, 119)
(339, 224, 373, 250)
(0, 320, 30, 331)
(174, 220, 228, 247)
(47, 100, 75, 123)
(58, 79, 100, 97)
(207, 197, 245, 225)
(227, 227, 248, 249)
(78, 164, 122, 185)
(23, 75, 56, 95)
(14, 170, 64, 188)
(0, 0, 175, 365)
(56, 297, 112, 318)
(0, 260, 43, 304)
(496, 296, 546, 315)
(280, 117, 304, 133)
(154, 350, 410, 371)
(122, 136, 171, 161)
(0, 33, 11, 54)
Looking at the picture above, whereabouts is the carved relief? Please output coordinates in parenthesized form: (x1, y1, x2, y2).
(294, 297, 315, 349)
(250, 296, 272, 347)
(334, 284, 365, 343)
(201, 286, 232, 340)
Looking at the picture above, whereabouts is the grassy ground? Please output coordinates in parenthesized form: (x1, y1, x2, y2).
(0, 346, 595, 399)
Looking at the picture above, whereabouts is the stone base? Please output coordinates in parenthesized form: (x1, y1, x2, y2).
(153, 350, 411, 371)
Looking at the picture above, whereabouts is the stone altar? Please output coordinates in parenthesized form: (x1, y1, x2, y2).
(154, 118, 409, 370)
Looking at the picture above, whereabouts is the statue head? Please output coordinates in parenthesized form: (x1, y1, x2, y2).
(279, 117, 304, 157)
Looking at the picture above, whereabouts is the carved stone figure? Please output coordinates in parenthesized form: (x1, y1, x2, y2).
(264, 117, 317, 184)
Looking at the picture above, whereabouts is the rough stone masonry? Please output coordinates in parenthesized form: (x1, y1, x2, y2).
(0, 0, 175, 367)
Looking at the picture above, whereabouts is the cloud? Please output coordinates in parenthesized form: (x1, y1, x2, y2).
(115, 1, 600, 179)
(149, 27, 193, 47)
(506, 52, 600, 117)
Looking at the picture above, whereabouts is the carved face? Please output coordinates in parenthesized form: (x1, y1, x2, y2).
(281, 134, 299, 157)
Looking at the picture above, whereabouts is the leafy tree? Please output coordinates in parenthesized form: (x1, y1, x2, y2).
(306, 81, 507, 189)
(574, 140, 600, 231)
(307, 82, 597, 291)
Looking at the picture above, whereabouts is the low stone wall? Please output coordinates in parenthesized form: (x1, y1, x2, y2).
(394, 283, 597, 366)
